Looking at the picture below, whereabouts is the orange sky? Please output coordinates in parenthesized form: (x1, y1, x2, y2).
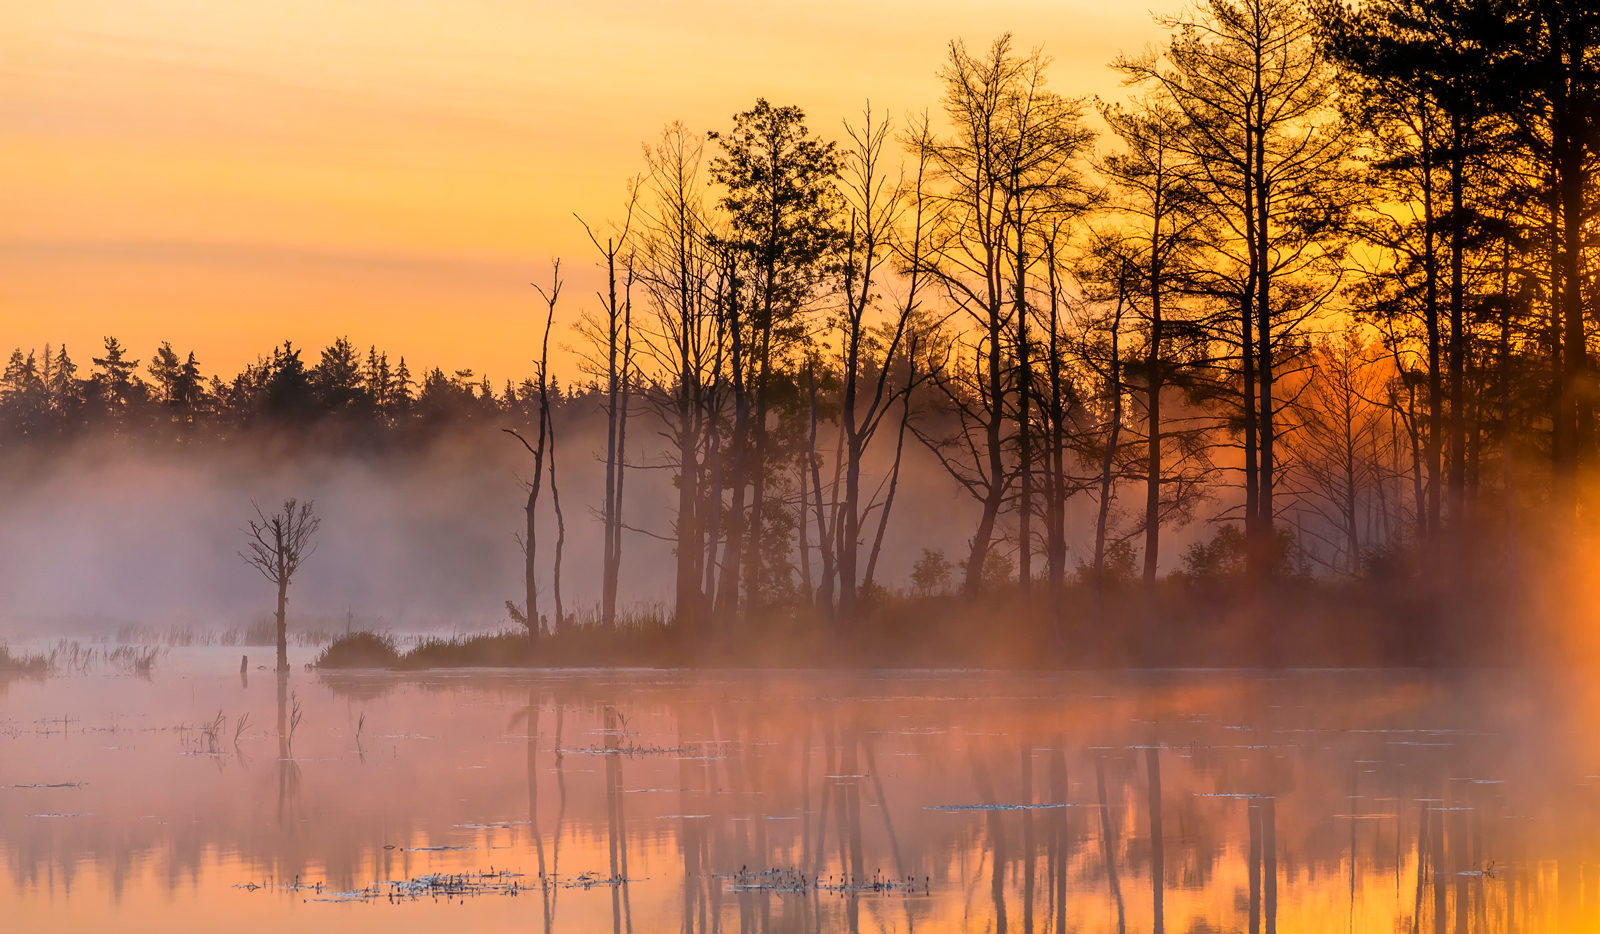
(3, 0, 1175, 382)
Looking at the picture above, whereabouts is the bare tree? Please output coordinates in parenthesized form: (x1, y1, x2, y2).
(577, 190, 640, 632)
(814, 103, 927, 621)
(240, 499, 320, 672)
(1282, 327, 1408, 573)
(912, 35, 1096, 597)
(635, 123, 721, 632)
(504, 260, 562, 639)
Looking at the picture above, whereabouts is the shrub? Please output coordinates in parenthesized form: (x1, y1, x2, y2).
(314, 631, 401, 669)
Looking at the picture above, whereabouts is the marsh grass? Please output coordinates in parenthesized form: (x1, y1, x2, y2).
(108, 623, 337, 648)
(0, 643, 50, 676)
(314, 621, 687, 670)
(179, 710, 229, 756)
(108, 644, 161, 676)
(306, 572, 1472, 671)
(288, 694, 304, 756)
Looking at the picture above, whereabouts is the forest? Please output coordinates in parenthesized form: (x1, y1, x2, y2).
(7, 0, 1600, 667)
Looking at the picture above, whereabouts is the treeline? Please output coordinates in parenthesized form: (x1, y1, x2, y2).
(0, 335, 568, 445)
(9, 0, 1600, 655)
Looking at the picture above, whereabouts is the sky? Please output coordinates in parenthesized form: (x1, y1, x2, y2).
(3, 0, 1175, 383)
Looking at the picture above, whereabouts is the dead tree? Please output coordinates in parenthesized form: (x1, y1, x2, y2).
(504, 260, 561, 639)
(577, 191, 639, 632)
(827, 103, 925, 621)
(913, 36, 1094, 597)
(240, 499, 320, 673)
(635, 124, 721, 633)
(546, 381, 567, 633)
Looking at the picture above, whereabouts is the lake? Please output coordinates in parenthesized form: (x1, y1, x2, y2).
(3, 647, 1596, 932)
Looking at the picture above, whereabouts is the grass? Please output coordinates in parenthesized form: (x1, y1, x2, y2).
(108, 644, 160, 675)
(0, 643, 51, 676)
(315, 622, 689, 670)
(311, 570, 1503, 671)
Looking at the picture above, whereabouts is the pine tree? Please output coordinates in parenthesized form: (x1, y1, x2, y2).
(392, 356, 414, 413)
(90, 336, 144, 423)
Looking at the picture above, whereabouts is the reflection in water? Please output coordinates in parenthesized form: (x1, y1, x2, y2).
(5, 660, 1600, 932)
(1147, 746, 1164, 934)
(276, 671, 301, 833)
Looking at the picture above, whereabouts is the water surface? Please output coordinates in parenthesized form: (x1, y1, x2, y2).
(3, 649, 1595, 932)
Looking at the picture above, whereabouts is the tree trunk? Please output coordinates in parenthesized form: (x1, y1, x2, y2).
(600, 249, 622, 631)
(534, 489, 547, 633)
(275, 575, 288, 672)
(964, 318, 1008, 596)
(605, 294, 633, 631)
(715, 297, 747, 628)
(1144, 219, 1164, 585)
(1422, 117, 1442, 541)
(1016, 243, 1033, 602)
(743, 342, 772, 615)
(839, 300, 862, 621)
(1558, 127, 1588, 502)
(548, 410, 567, 634)
(1447, 113, 1467, 529)
(1255, 97, 1276, 572)
(862, 353, 913, 593)
(1094, 275, 1128, 600)
(673, 386, 702, 633)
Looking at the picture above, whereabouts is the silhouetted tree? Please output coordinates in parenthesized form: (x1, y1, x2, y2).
(505, 260, 563, 639)
(637, 123, 721, 633)
(241, 499, 321, 672)
(708, 98, 841, 623)
(577, 187, 640, 631)
(1125, 0, 1353, 574)
(1095, 90, 1210, 582)
(913, 34, 1096, 597)
(89, 336, 144, 425)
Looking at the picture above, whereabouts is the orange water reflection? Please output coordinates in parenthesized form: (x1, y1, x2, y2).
(3, 656, 1598, 932)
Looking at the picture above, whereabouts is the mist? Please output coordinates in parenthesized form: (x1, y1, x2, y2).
(0, 413, 1001, 640)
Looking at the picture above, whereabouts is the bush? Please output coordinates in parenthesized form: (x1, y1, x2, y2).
(314, 631, 401, 669)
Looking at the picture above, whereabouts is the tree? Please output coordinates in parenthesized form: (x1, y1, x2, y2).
(90, 336, 144, 424)
(1096, 90, 1210, 582)
(241, 499, 321, 673)
(148, 343, 205, 430)
(1125, 0, 1352, 574)
(1489, 0, 1600, 504)
(504, 261, 562, 639)
(913, 34, 1096, 598)
(1, 349, 47, 440)
(1326, 0, 1505, 543)
(802, 103, 928, 622)
(911, 547, 953, 595)
(636, 122, 722, 633)
(314, 336, 370, 414)
(577, 186, 641, 632)
(708, 98, 841, 622)
(263, 342, 315, 422)
(1085, 251, 1134, 599)
(1282, 328, 1409, 572)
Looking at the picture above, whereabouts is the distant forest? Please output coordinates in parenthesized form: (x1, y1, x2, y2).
(7, 0, 1599, 662)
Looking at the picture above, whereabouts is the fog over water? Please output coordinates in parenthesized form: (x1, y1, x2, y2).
(0, 427, 996, 637)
